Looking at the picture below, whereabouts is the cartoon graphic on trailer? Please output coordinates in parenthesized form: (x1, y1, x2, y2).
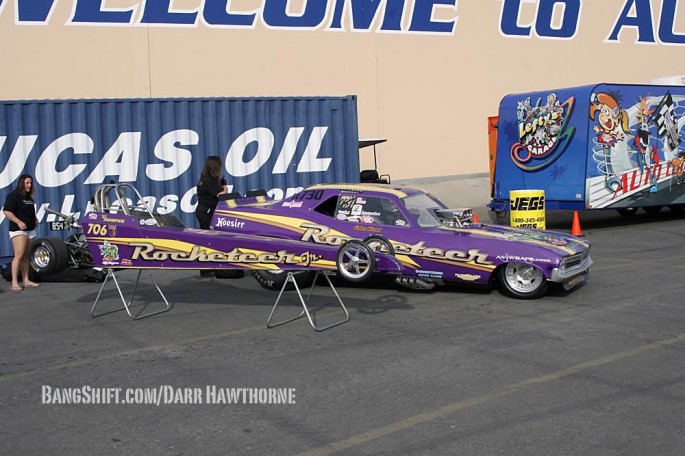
(589, 92, 631, 192)
(587, 90, 685, 206)
(632, 97, 659, 193)
(512, 93, 575, 171)
(491, 84, 685, 215)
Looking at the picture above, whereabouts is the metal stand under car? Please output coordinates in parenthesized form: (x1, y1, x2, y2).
(267, 271, 350, 331)
(90, 268, 173, 320)
(88, 182, 173, 320)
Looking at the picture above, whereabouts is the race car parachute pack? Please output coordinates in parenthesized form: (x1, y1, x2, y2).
(489, 83, 685, 212)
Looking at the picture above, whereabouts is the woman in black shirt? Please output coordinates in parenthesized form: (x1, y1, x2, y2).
(195, 155, 228, 230)
(2, 174, 40, 291)
(195, 156, 229, 278)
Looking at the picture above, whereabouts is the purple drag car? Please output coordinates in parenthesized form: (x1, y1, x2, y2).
(212, 183, 592, 299)
(81, 183, 405, 282)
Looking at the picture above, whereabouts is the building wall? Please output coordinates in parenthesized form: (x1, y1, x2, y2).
(2, 0, 684, 180)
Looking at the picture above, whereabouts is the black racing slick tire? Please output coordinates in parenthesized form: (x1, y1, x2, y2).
(336, 240, 375, 282)
(30, 236, 69, 275)
(252, 269, 316, 291)
(498, 262, 548, 300)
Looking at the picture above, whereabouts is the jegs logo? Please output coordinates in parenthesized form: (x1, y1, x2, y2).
(511, 93, 576, 172)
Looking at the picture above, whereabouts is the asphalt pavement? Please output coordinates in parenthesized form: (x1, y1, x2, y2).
(1, 208, 685, 455)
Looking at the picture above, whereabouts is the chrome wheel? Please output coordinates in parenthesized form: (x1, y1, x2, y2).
(499, 262, 547, 299)
(336, 240, 375, 282)
(33, 245, 51, 269)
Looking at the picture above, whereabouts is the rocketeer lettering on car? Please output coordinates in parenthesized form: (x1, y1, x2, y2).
(87, 236, 333, 269)
(300, 223, 493, 267)
(129, 242, 322, 266)
(214, 211, 495, 271)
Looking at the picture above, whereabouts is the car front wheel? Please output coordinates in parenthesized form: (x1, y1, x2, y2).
(498, 263, 548, 299)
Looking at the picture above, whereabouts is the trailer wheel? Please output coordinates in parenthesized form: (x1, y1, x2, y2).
(617, 208, 638, 217)
(30, 237, 69, 275)
(643, 206, 662, 214)
(498, 263, 547, 299)
(336, 240, 375, 282)
(252, 270, 316, 291)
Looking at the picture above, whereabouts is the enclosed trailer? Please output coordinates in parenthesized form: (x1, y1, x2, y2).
(489, 83, 685, 216)
(0, 96, 359, 263)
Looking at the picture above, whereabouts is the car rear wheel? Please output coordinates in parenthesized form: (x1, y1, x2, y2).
(252, 269, 316, 291)
(336, 240, 375, 282)
(363, 235, 395, 255)
(498, 262, 547, 299)
(30, 237, 69, 275)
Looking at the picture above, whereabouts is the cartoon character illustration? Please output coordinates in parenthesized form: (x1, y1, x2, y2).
(517, 97, 533, 122)
(544, 93, 564, 117)
(511, 93, 575, 172)
(632, 97, 659, 192)
(99, 241, 119, 264)
(590, 92, 631, 192)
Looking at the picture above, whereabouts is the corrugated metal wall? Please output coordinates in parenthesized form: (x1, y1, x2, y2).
(0, 96, 359, 261)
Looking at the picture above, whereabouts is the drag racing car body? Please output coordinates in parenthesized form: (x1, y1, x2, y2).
(80, 183, 405, 283)
(211, 183, 593, 299)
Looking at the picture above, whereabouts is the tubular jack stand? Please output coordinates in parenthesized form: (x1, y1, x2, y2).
(90, 269, 173, 320)
(267, 271, 350, 331)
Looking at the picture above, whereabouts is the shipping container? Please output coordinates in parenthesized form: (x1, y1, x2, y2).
(0, 96, 360, 263)
(489, 83, 685, 215)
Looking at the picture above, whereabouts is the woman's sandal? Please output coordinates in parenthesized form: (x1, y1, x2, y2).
(24, 282, 40, 288)
(10, 285, 23, 292)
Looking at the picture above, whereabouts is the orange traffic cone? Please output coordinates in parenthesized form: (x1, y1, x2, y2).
(473, 213, 480, 223)
(571, 211, 583, 236)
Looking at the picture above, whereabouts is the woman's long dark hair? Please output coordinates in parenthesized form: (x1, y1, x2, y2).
(199, 156, 222, 184)
(15, 174, 34, 197)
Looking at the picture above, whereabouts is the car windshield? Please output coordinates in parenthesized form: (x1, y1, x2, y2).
(402, 192, 447, 227)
